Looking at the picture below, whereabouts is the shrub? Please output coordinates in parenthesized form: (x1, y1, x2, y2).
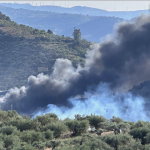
(49, 122, 68, 138)
(45, 130, 53, 140)
(0, 126, 17, 135)
(87, 115, 106, 130)
(65, 119, 89, 136)
(102, 134, 135, 149)
(35, 113, 58, 126)
(4, 135, 20, 148)
(130, 127, 150, 144)
(110, 116, 123, 124)
(20, 131, 45, 144)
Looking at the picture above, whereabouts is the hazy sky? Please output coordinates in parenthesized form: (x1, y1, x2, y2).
(0, 1, 150, 11)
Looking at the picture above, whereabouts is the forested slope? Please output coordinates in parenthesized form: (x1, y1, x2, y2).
(0, 11, 91, 90)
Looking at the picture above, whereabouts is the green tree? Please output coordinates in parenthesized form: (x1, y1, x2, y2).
(0, 125, 17, 135)
(47, 29, 53, 34)
(45, 130, 53, 140)
(65, 119, 89, 136)
(4, 135, 20, 148)
(20, 130, 45, 144)
(72, 27, 81, 42)
(130, 127, 150, 144)
(35, 113, 58, 126)
(48, 122, 68, 138)
(110, 116, 123, 124)
(87, 115, 106, 130)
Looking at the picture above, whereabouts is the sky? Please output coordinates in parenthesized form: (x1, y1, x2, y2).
(0, 1, 150, 11)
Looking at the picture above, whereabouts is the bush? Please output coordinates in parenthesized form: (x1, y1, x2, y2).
(49, 122, 68, 138)
(20, 131, 45, 144)
(19, 144, 37, 150)
(110, 116, 123, 124)
(46, 140, 60, 149)
(45, 130, 53, 140)
(146, 133, 150, 144)
(102, 134, 135, 149)
(145, 144, 150, 150)
(130, 127, 150, 144)
(65, 119, 89, 136)
(4, 135, 20, 148)
(35, 113, 58, 126)
(0, 140, 4, 149)
(32, 141, 46, 149)
(16, 119, 40, 131)
(0, 126, 17, 135)
(87, 115, 106, 130)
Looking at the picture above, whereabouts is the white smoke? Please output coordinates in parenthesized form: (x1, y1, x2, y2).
(34, 83, 149, 122)
(1, 15, 150, 121)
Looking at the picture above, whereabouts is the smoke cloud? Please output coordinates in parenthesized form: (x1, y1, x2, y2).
(1, 14, 150, 119)
(35, 83, 148, 122)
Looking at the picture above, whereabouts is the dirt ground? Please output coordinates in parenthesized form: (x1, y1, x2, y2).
(101, 131, 114, 136)
(44, 148, 52, 150)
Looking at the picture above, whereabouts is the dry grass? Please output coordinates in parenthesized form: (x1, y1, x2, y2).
(101, 131, 114, 136)
(45, 148, 52, 150)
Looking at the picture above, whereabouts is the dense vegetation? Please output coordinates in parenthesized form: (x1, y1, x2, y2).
(0, 110, 150, 149)
(0, 11, 91, 90)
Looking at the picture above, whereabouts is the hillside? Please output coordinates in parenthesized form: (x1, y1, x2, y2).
(0, 11, 91, 90)
(0, 5, 124, 42)
(0, 5, 97, 35)
(0, 3, 149, 19)
(0, 110, 149, 149)
(62, 16, 123, 42)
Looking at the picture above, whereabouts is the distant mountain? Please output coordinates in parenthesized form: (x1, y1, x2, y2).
(0, 11, 91, 90)
(0, 3, 108, 15)
(62, 16, 124, 42)
(0, 5, 124, 42)
(0, 3, 149, 20)
(0, 5, 97, 35)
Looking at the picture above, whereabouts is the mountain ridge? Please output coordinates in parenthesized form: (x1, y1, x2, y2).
(0, 5, 124, 42)
(0, 3, 149, 19)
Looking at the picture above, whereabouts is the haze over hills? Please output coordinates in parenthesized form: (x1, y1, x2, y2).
(0, 3, 149, 19)
(0, 5, 97, 35)
(62, 16, 123, 42)
(0, 11, 91, 90)
(0, 5, 124, 42)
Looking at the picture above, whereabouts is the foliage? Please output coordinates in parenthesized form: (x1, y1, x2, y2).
(110, 116, 123, 124)
(35, 113, 58, 126)
(65, 119, 89, 136)
(48, 122, 68, 138)
(87, 115, 106, 130)
(45, 130, 53, 140)
(130, 127, 150, 144)
(0, 110, 149, 149)
(0, 11, 91, 90)
(0, 125, 17, 135)
(72, 28, 81, 42)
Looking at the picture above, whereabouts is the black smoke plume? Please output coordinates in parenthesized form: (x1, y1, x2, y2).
(1, 14, 150, 115)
